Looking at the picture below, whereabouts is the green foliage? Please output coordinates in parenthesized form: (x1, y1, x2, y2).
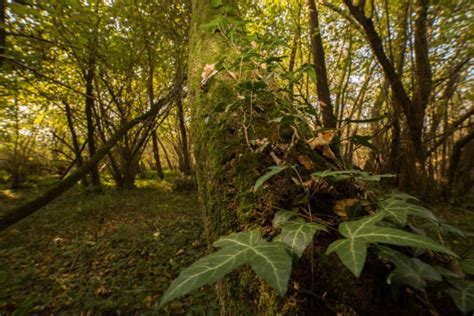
(160, 209, 324, 307)
(160, 166, 468, 313)
(253, 165, 289, 192)
(349, 135, 377, 151)
(445, 279, 474, 314)
(326, 212, 456, 277)
(159, 230, 292, 307)
(377, 246, 442, 290)
(460, 259, 474, 276)
(273, 211, 327, 258)
(378, 197, 438, 226)
(312, 169, 395, 182)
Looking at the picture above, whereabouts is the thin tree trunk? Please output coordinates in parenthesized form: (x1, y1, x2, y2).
(288, 33, 298, 102)
(85, 52, 101, 189)
(63, 100, 89, 187)
(151, 130, 164, 179)
(306, 0, 337, 128)
(176, 93, 192, 175)
(158, 137, 173, 170)
(448, 129, 474, 190)
(0, 0, 5, 67)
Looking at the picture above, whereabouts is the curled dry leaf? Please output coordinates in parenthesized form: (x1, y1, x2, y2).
(333, 198, 359, 218)
(303, 179, 315, 189)
(297, 155, 316, 170)
(322, 146, 337, 160)
(201, 63, 218, 86)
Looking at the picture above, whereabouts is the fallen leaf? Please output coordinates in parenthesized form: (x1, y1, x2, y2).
(175, 249, 185, 256)
(303, 179, 315, 189)
(227, 70, 238, 80)
(333, 198, 359, 218)
(95, 286, 107, 295)
(322, 145, 337, 160)
(297, 155, 316, 170)
(143, 295, 152, 308)
(307, 130, 337, 150)
(201, 63, 218, 86)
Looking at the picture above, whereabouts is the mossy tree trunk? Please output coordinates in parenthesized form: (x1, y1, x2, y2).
(188, 0, 279, 313)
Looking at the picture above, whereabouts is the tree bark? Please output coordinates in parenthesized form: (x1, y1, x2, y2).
(447, 128, 474, 191)
(151, 130, 165, 179)
(85, 52, 101, 189)
(0, 86, 179, 231)
(0, 0, 6, 67)
(189, 1, 267, 312)
(176, 93, 192, 175)
(306, 0, 337, 129)
(158, 137, 173, 170)
(63, 100, 89, 187)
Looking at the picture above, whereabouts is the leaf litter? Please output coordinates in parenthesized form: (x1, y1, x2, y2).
(0, 184, 219, 314)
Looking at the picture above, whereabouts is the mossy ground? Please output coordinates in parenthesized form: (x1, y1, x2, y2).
(0, 172, 219, 315)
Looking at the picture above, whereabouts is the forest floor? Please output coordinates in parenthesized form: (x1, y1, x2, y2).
(0, 174, 473, 315)
(0, 173, 219, 315)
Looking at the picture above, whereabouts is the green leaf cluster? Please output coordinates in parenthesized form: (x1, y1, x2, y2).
(326, 212, 456, 277)
(160, 210, 325, 307)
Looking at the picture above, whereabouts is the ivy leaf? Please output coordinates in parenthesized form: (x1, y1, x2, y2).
(461, 259, 474, 276)
(349, 135, 377, 151)
(326, 238, 368, 277)
(385, 192, 420, 202)
(435, 266, 462, 279)
(247, 241, 292, 295)
(378, 198, 438, 226)
(326, 213, 457, 277)
(312, 169, 394, 182)
(160, 230, 292, 307)
(446, 279, 474, 314)
(377, 246, 442, 290)
(278, 220, 327, 258)
(254, 165, 288, 192)
(272, 209, 297, 228)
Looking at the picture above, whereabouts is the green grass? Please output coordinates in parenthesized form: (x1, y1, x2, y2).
(0, 180, 219, 315)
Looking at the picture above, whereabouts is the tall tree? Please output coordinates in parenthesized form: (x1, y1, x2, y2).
(306, 0, 337, 128)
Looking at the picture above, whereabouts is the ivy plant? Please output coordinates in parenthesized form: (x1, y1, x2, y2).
(160, 166, 473, 314)
(159, 210, 326, 307)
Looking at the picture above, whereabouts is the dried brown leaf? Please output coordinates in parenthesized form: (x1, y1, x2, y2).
(322, 145, 337, 160)
(307, 129, 337, 150)
(201, 63, 218, 86)
(297, 155, 316, 170)
(333, 198, 359, 218)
